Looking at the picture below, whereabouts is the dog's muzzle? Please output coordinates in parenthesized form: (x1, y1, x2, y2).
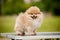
(31, 15, 37, 19)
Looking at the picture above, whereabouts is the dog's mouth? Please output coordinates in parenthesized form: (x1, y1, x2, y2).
(31, 15, 37, 19)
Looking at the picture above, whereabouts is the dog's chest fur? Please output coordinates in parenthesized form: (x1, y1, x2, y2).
(29, 19, 40, 29)
(23, 16, 41, 29)
(33, 20, 40, 27)
(18, 14, 41, 29)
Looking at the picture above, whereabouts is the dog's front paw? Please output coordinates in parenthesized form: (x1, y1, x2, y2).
(17, 32, 25, 36)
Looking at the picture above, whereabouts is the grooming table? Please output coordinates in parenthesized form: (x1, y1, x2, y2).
(0, 32, 60, 40)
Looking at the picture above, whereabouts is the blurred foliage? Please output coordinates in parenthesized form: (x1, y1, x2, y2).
(1, 0, 31, 15)
(41, 0, 60, 15)
(1, 0, 60, 15)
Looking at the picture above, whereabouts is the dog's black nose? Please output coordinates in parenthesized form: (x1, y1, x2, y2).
(31, 15, 37, 19)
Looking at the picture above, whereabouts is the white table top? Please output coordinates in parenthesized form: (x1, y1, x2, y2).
(0, 32, 60, 39)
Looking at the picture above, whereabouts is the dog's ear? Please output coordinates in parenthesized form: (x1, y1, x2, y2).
(26, 6, 40, 13)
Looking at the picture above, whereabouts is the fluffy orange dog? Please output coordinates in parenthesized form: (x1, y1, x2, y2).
(14, 6, 43, 36)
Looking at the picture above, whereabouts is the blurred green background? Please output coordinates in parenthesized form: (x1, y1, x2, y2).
(0, 0, 60, 33)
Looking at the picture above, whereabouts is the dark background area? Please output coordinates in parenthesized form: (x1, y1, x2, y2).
(0, 0, 60, 16)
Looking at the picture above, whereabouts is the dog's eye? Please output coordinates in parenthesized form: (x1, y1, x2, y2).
(28, 13, 33, 15)
(38, 13, 40, 14)
(29, 13, 33, 15)
(30, 13, 33, 15)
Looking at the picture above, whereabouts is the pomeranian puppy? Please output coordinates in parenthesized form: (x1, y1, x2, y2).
(14, 6, 43, 36)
